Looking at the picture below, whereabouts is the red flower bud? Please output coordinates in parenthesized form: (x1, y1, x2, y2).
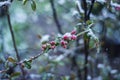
(115, 6, 120, 11)
(51, 45, 56, 49)
(71, 30, 76, 35)
(63, 35, 69, 40)
(50, 41, 55, 45)
(63, 45, 67, 48)
(41, 44, 47, 51)
(61, 40, 67, 45)
(71, 35, 77, 40)
(42, 44, 47, 49)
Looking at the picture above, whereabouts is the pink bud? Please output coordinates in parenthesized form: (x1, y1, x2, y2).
(115, 6, 120, 11)
(63, 45, 67, 48)
(71, 35, 77, 40)
(50, 41, 56, 45)
(42, 44, 47, 49)
(63, 35, 69, 40)
(41, 44, 47, 51)
(51, 45, 56, 49)
(71, 30, 76, 35)
(61, 40, 67, 45)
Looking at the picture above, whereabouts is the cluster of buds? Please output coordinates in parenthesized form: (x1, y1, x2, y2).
(61, 29, 77, 48)
(63, 30, 77, 41)
(41, 41, 56, 51)
(50, 41, 56, 49)
(60, 40, 67, 48)
(41, 30, 77, 51)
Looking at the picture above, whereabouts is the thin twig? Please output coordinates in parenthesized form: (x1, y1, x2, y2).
(19, 52, 44, 64)
(87, 0, 95, 19)
(50, 0, 63, 34)
(0, 22, 5, 58)
(84, 34, 89, 80)
(77, 30, 89, 37)
(83, 0, 88, 21)
(7, 13, 20, 61)
(7, 13, 25, 80)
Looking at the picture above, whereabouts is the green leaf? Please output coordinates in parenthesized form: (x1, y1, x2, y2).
(31, 0, 36, 11)
(11, 72, 21, 78)
(7, 57, 16, 63)
(23, 0, 28, 5)
(24, 61, 32, 69)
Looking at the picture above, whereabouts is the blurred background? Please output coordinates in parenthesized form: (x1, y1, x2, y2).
(0, 0, 120, 80)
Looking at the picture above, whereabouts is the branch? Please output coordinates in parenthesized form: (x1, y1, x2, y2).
(77, 29, 89, 37)
(82, 0, 89, 80)
(7, 13, 25, 79)
(18, 52, 44, 64)
(0, 20, 5, 61)
(7, 14, 20, 61)
(87, 0, 96, 19)
(16, 28, 90, 64)
(83, 0, 88, 21)
(50, 0, 63, 34)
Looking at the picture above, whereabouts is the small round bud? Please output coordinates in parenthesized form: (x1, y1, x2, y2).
(41, 44, 47, 51)
(71, 35, 77, 40)
(50, 41, 56, 45)
(71, 30, 76, 35)
(63, 35, 69, 40)
(115, 6, 120, 11)
(42, 44, 47, 49)
(63, 45, 67, 48)
(61, 40, 67, 45)
(51, 45, 56, 49)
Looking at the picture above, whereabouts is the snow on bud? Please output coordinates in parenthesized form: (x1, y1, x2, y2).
(42, 44, 46, 49)
(63, 35, 69, 40)
(71, 30, 76, 35)
(71, 35, 77, 40)
(41, 44, 47, 51)
(110, 1, 120, 11)
(115, 6, 120, 11)
(63, 33, 72, 40)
